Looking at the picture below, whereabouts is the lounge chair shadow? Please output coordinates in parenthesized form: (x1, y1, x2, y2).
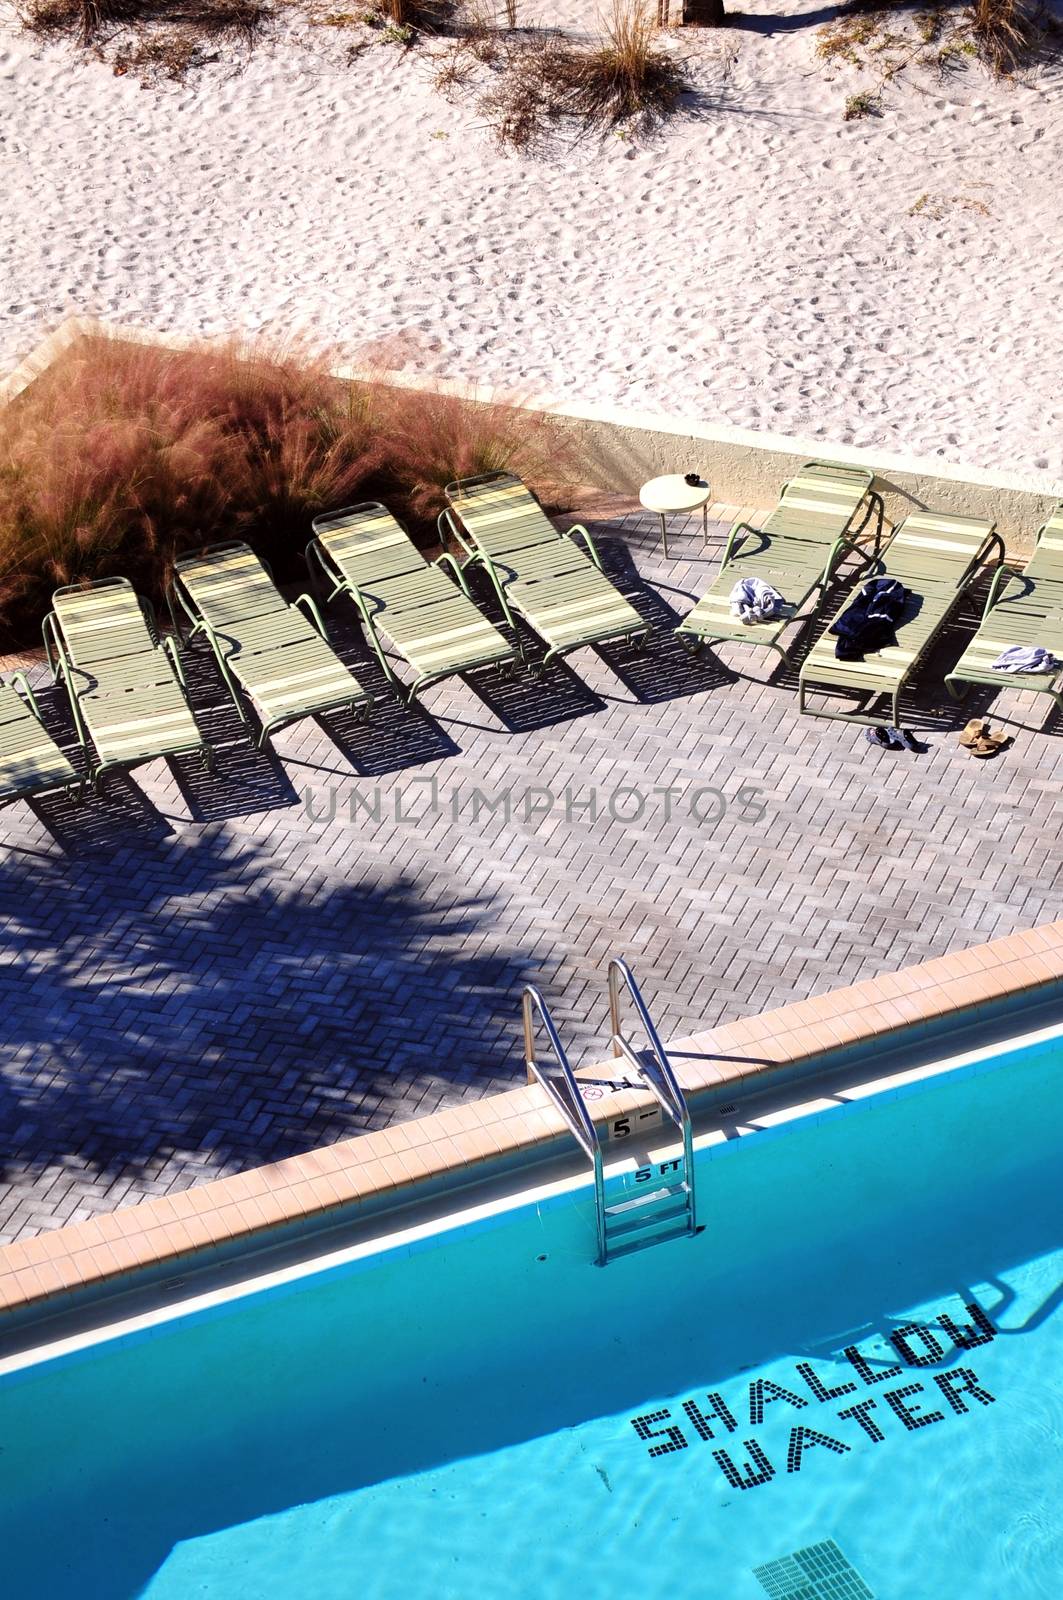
(26, 769, 176, 854)
(592, 534, 736, 702)
(468, 643, 606, 733)
(314, 695, 461, 778)
(458, 570, 607, 733)
(166, 647, 302, 817)
(268, 616, 464, 778)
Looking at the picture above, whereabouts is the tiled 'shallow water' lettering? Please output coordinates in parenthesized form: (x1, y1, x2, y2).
(629, 1296, 997, 1490)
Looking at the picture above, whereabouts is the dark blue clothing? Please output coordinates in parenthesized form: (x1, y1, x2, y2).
(830, 577, 909, 661)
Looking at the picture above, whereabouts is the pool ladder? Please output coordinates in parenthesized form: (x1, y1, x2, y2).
(523, 957, 697, 1266)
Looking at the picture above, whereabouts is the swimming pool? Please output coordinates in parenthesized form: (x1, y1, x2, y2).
(1, 1024, 1060, 1599)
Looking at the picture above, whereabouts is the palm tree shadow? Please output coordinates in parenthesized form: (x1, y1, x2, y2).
(0, 835, 540, 1198)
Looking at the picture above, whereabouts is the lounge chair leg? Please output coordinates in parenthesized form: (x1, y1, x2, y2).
(944, 675, 967, 702)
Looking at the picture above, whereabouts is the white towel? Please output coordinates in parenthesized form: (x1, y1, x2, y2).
(990, 644, 1062, 675)
(729, 577, 787, 625)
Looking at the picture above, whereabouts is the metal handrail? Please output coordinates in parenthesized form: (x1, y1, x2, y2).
(522, 984, 607, 1266)
(607, 957, 696, 1228)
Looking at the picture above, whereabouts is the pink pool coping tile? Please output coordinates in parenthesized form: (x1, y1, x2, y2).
(2, 918, 1061, 1320)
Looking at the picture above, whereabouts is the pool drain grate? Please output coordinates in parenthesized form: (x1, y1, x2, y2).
(752, 1539, 874, 1599)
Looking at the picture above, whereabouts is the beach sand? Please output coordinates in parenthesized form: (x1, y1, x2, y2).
(1, 0, 1061, 475)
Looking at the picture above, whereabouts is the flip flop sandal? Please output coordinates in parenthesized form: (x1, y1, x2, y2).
(970, 732, 1013, 759)
(958, 718, 987, 749)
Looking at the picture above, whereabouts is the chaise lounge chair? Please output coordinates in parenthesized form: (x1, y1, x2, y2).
(169, 542, 372, 748)
(944, 504, 1063, 716)
(440, 472, 650, 671)
(1024, 503, 1063, 581)
(307, 502, 521, 705)
(674, 462, 885, 669)
(42, 579, 212, 793)
(798, 510, 1004, 726)
(0, 673, 81, 809)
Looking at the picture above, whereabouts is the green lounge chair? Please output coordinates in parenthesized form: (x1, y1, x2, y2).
(675, 462, 885, 668)
(42, 578, 211, 793)
(945, 503, 1063, 715)
(799, 510, 1004, 726)
(307, 502, 521, 705)
(1024, 503, 1063, 581)
(440, 472, 649, 670)
(169, 541, 371, 748)
(0, 673, 81, 809)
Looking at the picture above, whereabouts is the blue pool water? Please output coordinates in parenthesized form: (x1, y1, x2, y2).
(1, 1030, 1061, 1599)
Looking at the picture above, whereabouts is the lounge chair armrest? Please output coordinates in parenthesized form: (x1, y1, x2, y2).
(723, 521, 760, 564)
(435, 551, 472, 596)
(293, 592, 329, 640)
(41, 612, 62, 682)
(8, 671, 44, 721)
(471, 548, 518, 632)
(305, 538, 346, 604)
(342, 585, 399, 686)
(820, 535, 850, 586)
(161, 634, 187, 688)
(565, 524, 603, 570)
(959, 531, 1006, 594)
(981, 560, 1013, 618)
(437, 508, 476, 562)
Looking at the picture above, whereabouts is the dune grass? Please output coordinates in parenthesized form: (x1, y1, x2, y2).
(474, 0, 687, 149)
(817, 0, 1048, 107)
(0, 335, 570, 651)
(970, 0, 1043, 72)
(18, 0, 270, 80)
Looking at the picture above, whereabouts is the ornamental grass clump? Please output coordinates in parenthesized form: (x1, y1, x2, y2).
(0, 336, 380, 648)
(0, 334, 573, 651)
(370, 381, 565, 523)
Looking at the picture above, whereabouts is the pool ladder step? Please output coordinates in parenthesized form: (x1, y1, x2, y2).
(603, 1180, 694, 1258)
(522, 957, 698, 1266)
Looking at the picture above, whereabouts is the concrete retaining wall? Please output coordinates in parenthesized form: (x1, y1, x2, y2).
(5, 318, 1061, 549)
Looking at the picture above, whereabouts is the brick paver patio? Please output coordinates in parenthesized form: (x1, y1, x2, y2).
(2, 500, 1061, 1242)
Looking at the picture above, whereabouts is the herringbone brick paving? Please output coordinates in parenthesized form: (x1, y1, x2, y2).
(2, 501, 1061, 1241)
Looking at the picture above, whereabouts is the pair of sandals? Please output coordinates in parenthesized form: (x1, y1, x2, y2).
(865, 726, 924, 753)
(959, 718, 1012, 760)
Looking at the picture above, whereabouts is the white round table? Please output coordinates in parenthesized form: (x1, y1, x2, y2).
(639, 474, 712, 559)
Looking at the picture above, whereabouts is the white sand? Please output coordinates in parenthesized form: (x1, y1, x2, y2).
(1, 0, 1062, 475)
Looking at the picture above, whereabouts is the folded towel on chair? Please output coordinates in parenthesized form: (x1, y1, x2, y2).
(830, 576, 909, 662)
(990, 644, 1063, 675)
(729, 577, 787, 625)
